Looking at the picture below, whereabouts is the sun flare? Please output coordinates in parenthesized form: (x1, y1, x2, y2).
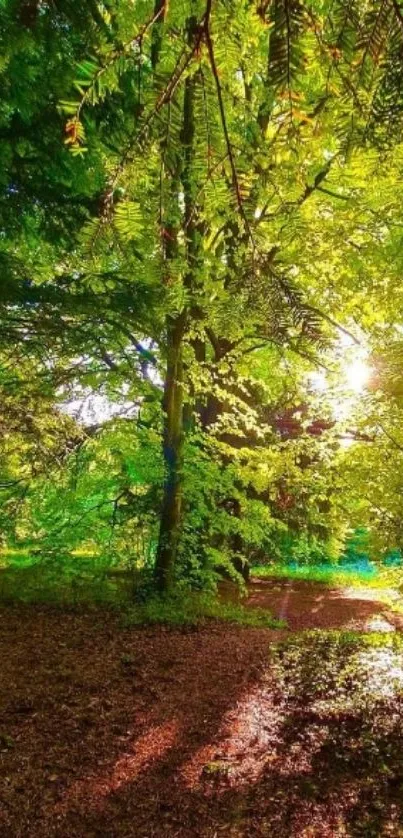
(345, 359, 371, 393)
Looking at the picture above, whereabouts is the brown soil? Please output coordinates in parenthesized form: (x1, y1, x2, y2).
(0, 581, 402, 837)
(243, 577, 398, 631)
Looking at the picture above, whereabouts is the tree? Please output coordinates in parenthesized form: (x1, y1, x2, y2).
(4, 0, 403, 589)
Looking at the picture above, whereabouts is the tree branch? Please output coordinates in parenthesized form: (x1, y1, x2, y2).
(204, 12, 255, 249)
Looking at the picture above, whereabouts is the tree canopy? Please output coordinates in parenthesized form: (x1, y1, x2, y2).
(2, 0, 403, 592)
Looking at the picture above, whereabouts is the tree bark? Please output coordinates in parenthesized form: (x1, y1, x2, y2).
(154, 13, 199, 591)
(155, 314, 185, 590)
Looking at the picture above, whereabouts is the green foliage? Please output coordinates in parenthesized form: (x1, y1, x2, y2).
(268, 0, 308, 95)
(123, 589, 286, 628)
(0, 554, 134, 607)
(16, 421, 163, 568)
(3, 0, 403, 601)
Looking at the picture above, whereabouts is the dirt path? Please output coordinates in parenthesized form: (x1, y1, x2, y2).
(244, 577, 401, 632)
(1, 584, 403, 837)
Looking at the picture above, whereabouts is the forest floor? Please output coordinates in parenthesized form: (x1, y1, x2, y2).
(241, 576, 403, 632)
(1, 579, 403, 837)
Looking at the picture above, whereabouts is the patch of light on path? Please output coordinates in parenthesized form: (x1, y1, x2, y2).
(365, 615, 396, 633)
(358, 647, 403, 699)
(57, 720, 179, 814)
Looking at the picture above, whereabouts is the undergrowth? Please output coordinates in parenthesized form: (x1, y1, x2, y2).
(0, 564, 136, 608)
(122, 591, 286, 628)
(0, 558, 285, 628)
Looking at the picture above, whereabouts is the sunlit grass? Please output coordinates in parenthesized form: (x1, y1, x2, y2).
(0, 548, 32, 566)
(123, 591, 286, 628)
(251, 562, 403, 591)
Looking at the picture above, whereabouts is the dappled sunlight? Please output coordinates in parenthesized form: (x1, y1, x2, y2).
(340, 585, 397, 601)
(179, 633, 403, 835)
(98, 719, 179, 792)
(247, 581, 294, 622)
(181, 677, 345, 792)
(2, 604, 403, 837)
(311, 594, 325, 614)
(357, 646, 403, 699)
(180, 679, 286, 789)
(57, 720, 180, 814)
(278, 584, 292, 621)
(365, 614, 396, 633)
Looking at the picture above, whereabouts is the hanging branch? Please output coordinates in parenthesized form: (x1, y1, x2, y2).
(392, 0, 403, 30)
(203, 8, 255, 250)
(306, 305, 361, 346)
(378, 421, 403, 453)
(69, 4, 167, 130)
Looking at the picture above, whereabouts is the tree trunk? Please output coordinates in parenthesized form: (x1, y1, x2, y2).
(151, 0, 184, 591)
(155, 314, 185, 591)
(155, 14, 199, 590)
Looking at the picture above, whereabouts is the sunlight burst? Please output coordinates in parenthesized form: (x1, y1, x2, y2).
(345, 359, 371, 393)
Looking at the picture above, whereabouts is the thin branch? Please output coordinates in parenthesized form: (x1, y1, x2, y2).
(245, 335, 333, 371)
(307, 305, 361, 346)
(316, 185, 350, 201)
(392, 0, 403, 29)
(378, 421, 403, 453)
(204, 13, 255, 250)
(0, 478, 28, 490)
(101, 352, 119, 371)
(74, 5, 166, 124)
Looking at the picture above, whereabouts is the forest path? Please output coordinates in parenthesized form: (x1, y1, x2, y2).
(1, 586, 403, 837)
(243, 577, 403, 632)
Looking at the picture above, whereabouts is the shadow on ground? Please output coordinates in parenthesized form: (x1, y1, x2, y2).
(0, 595, 402, 836)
